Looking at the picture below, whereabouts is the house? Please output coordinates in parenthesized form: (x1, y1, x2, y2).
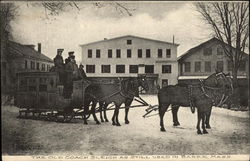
(1, 40, 53, 95)
(80, 35, 179, 94)
(178, 37, 249, 86)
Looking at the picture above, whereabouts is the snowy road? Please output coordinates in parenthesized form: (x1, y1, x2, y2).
(2, 95, 249, 155)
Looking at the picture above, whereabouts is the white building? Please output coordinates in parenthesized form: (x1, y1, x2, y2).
(80, 35, 179, 94)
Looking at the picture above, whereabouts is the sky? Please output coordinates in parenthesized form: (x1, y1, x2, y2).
(10, 1, 212, 63)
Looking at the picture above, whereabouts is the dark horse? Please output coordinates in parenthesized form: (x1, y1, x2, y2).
(158, 72, 233, 134)
(83, 75, 149, 125)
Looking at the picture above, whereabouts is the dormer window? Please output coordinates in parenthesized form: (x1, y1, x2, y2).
(127, 40, 132, 45)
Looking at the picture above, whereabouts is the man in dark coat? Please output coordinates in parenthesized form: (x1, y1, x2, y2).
(54, 48, 64, 69)
(52, 48, 65, 84)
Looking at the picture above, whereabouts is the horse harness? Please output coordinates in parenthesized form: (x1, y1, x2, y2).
(187, 79, 231, 111)
(87, 78, 144, 102)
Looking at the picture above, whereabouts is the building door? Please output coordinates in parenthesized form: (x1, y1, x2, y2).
(162, 79, 168, 87)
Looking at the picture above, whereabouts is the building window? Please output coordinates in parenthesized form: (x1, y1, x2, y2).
(86, 65, 95, 73)
(162, 65, 171, 73)
(228, 61, 233, 71)
(205, 61, 211, 72)
(129, 65, 138, 73)
(25, 60, 28, 69)
(184, 62, 191, 72)
(127, 40, 132, 45)
(36, 62, 40, 70)
(162, 79, 168, 87)
(146, 49, 151, 58)
(116, 65, 125, 73)
(88, 49, 92, 58)
(239, 60, 246, 71)
(195, 61, 201, 72)
(47, 65, 50, 71)
(158, 49, 162, 58)
(166, 49, 171, 58)
(31, 61, 35, 70)
(216, 61, 224, 72)
(108, 49, 112, 58)
(217, 47, 223, 55)
(204, 47, 212, 55)
(101, 65, 111, 73)
(138, 49, 142, 58)
(96, 49, 100, 58)
(127, 49, 132, 58)
(116, 49, 121, 58)
(145, 65, 154, 73)
(41, 64, 45, 71)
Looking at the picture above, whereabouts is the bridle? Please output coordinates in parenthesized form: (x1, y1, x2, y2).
(199, 72, 233, 107)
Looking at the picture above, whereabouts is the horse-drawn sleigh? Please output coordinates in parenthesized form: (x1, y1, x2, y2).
(15, 71, 149, 124)
(14, 69, 233, 134)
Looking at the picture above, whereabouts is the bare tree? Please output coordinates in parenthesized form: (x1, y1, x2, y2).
(40, 2, 135, 17)
(196, 2, 249, 85)
(0, 3, 18, 33)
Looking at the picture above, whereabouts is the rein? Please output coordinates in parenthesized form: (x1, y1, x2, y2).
(199, 79, 230, 107)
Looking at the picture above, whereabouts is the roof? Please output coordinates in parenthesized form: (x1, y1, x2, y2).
(79, 35, 179, 47)
(178, 75, 247, 80)
(8, 41, 53, 63)
(177, 37, 249, 61)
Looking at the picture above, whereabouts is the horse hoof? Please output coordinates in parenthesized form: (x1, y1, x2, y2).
(105, 119, 109, 122)
(101, 120, 104, 122)
(125, 120, 130, 124)
(160, 128, 166, 132)
(112, 122, 116, 126)
(203, 130, 209, 134)
(116, 123, 121, 126)
(84, 122, 88, 125)
(206, 125, 211, 129)
(96, 122, 101, 125)
(197, 130, 202, 135)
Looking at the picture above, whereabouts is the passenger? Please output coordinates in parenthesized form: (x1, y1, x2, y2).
(63, 51, 82, 98)
(54, 48, 64, 69)
(51, 48, 65, 84)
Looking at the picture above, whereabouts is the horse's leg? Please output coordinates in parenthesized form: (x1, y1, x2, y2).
(172, 105, 180, 126)
(83, 99, 91, 125)
(115, 104, 121, 126)
(205, 108, 212, 129)
(103, 103, 109, 122)
(112, 107, 117, 126)
(125, 98, 133, 124)
(159, 103, 169, 132)
(196, 109, 202, 134)
(202, 112, 208, 134)
(91, 101, 100, 125)
(99, 102, 104, 122)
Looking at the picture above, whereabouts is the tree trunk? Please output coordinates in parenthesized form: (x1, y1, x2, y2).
(232, 67, 238, 87)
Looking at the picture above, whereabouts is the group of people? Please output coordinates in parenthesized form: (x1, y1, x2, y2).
(51, 48, 87, 98)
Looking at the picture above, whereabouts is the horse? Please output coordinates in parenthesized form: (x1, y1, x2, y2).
(158, 72, 233, 134)
(83, 75, 149, 125)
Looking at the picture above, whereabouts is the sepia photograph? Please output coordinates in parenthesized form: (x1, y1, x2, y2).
(1, 1, 249, 161)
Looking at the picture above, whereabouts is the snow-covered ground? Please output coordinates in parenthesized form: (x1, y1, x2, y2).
(2, 95, 249, 155)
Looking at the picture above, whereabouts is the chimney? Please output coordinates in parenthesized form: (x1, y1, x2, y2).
(38, 43, 41, 53)
(173, 35, 175, 44)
